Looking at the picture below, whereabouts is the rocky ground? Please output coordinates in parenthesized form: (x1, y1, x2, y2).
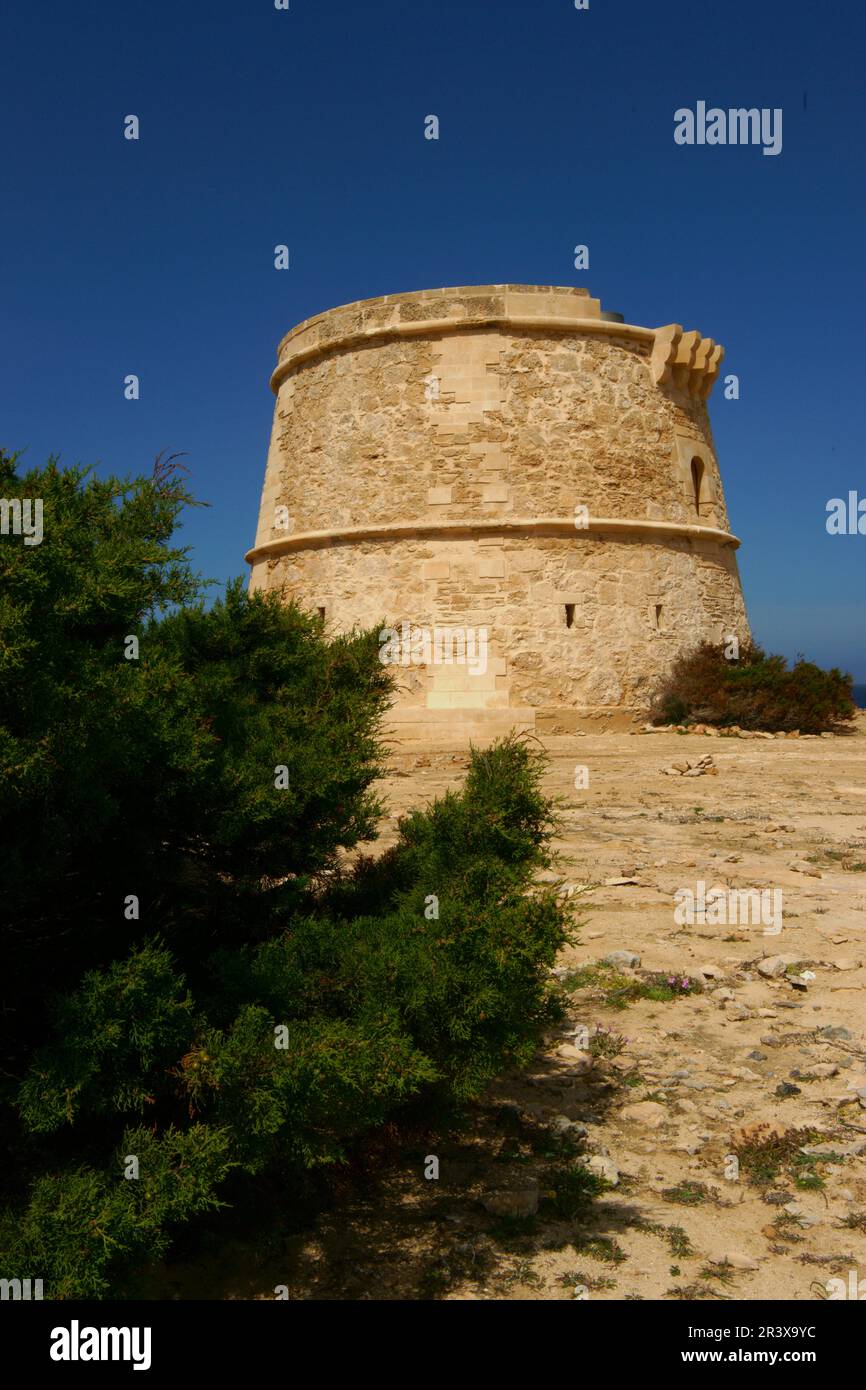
(158, 716, 866, 1300)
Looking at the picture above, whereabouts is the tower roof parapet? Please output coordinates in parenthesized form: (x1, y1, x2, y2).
(270, 285, 724, 400)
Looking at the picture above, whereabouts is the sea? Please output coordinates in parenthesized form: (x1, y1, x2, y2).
(854, 684, 866, 709)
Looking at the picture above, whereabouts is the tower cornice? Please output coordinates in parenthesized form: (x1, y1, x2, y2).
(245, 515, 741, 565)
(270, 286, 723, 401)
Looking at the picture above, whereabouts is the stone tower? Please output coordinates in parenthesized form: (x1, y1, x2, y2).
(247, 285, 750, 742)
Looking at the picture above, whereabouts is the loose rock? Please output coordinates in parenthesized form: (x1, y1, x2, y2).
(604, 950, 641, 969)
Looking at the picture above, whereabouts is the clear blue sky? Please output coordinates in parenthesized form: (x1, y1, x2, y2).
(3, 0, 864, 678)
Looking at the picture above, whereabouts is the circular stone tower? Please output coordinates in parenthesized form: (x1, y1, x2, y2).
(247, 285, 750, 742)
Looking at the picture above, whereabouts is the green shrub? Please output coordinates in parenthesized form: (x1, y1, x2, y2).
(183, 1008, 438, 1172)
(5, 737, 567, 1294)
(0, 451, 392, 1046)
(0, 1126, 235, 1299)
(0, 450, 572, 1297)
(17, 942, 196, 1133)
(650, 641, 855, 733)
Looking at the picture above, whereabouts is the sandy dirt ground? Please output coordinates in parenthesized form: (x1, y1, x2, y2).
(156, 717, 866, 1301)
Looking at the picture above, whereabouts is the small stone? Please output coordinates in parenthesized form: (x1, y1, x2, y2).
(620, 1101, 668, 1129)
(801, 1138, 866, 1158)
(758, 954, 806, 978)
(481, 1178, 539, 1219)
(551, 1116, 589, 1138)
(788, 861, 822, 878)
(725, 1002, 754, 1020)
(496, 1102, 523, 1120)
(775, 1082, 801, 1098)
(604, 950, 641, 968)
(555, 1044, 594, 1071)
(586, 1155, 619, 1185)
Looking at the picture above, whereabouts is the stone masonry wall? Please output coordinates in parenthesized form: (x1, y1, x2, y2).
(248, 286, 750, 737)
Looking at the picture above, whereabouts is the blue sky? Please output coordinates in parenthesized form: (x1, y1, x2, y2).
(3, 0, 864, 678)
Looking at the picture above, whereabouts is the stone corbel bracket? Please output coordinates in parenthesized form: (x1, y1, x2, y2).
(651, 324, 724, 400)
